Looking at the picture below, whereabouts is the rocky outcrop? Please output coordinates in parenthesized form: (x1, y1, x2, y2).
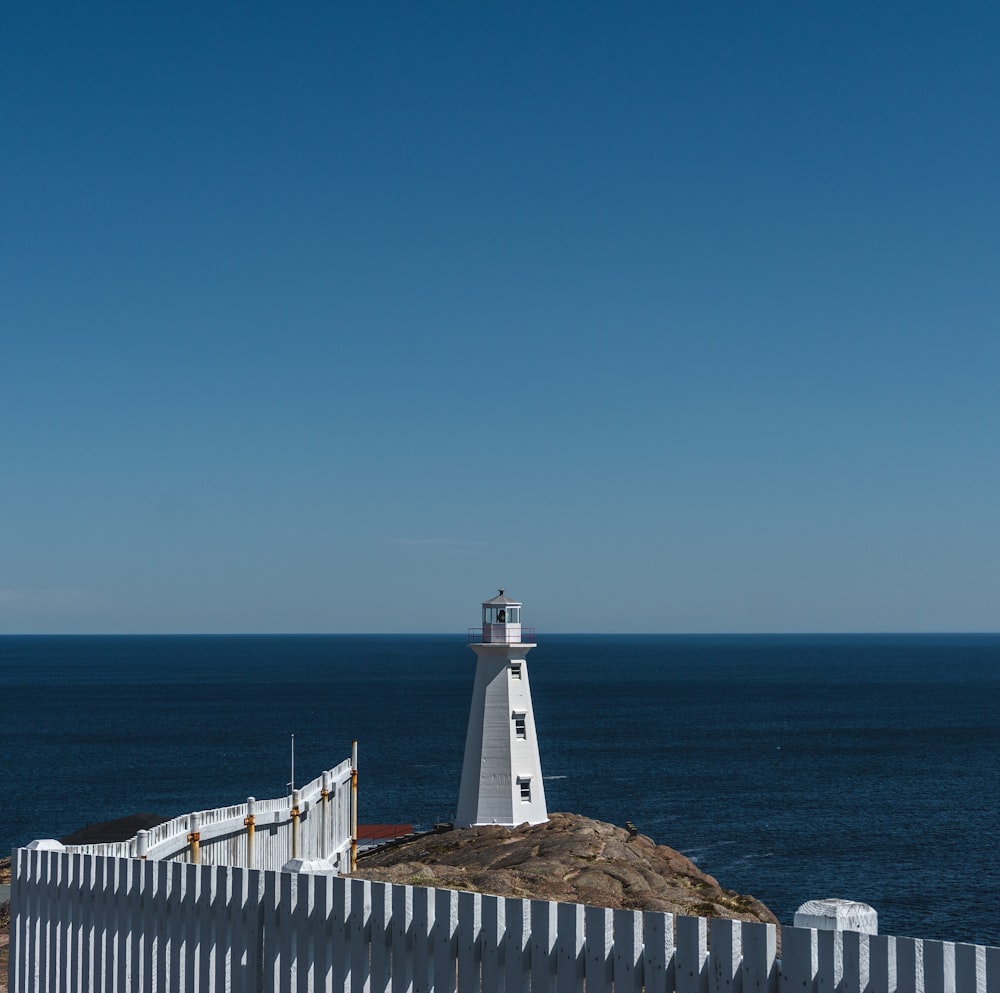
(353, 812, 777, 928)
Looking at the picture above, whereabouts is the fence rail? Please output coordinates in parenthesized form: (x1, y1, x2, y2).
(58, 759, 354, 871)
(11, 846, 1000, 993)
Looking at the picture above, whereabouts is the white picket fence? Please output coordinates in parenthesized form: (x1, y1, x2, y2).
(11, 845, 1000, 992)
(59, 759, 354, 872)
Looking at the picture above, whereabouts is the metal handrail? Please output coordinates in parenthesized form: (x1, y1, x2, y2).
(467, 627, 536, 643)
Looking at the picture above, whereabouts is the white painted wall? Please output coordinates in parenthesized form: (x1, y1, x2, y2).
(455, 641, 548, 827)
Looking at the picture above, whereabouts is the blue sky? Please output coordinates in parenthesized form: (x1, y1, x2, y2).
(2, 4, 999, 633)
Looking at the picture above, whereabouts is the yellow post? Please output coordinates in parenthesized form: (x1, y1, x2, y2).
(291, 790, 301, 860)
(244, 796, 256, 867)
(187, 813, 201, 864)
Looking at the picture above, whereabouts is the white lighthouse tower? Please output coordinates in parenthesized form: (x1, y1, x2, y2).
(455, 590, 549, 828)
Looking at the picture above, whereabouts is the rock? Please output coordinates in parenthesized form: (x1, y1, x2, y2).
(352, 812, 777, 930)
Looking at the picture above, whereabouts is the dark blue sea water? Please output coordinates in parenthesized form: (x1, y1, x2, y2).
(1, 634, 998, 947)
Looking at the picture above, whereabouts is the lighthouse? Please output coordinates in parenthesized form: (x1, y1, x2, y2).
(455, 590, 549, 828)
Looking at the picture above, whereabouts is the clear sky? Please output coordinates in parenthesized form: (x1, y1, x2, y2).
(2, 4, 999, 634)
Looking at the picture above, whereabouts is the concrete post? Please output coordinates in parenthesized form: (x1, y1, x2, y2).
(794, 899, 878, 934)
(136, 830, 148, 859)
(291, 790, 301, 859)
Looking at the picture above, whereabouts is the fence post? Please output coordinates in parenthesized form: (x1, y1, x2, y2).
(244, 797, 256, 870)
(187, 813, 201, 865)
(794, 899, 877, 935)
(289, 790, 300, 861)
(351, 741, 359, 873)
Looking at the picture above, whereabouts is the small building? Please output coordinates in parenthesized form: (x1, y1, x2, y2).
(455, 590, 549, 828)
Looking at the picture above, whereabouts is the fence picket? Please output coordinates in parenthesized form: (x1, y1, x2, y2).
(676, 915, 709, 993)
(869, 933, 897, 993)
(709, 917, 741, 993)
(480, 894, 504, 993)
(840, 928, 870, 993)
(392, 884, 415, 993)
(114, 857, 131, 993)
(371, 881, 394, 993)
(644, 911, 675, 993)
(53, 851, 70, 993)
(740, 921, 776, 993)
(503, 898, 530, 993)
(13, 845, 1000, 993)
(431, 886, 458, 993)
(612, 908, 642, 993)
(987, 946, 1000, 993)
(457, 890, 482, 993)
(584, 905, 613, 993)
(895, 937, 923, 993)
(350, 878, 373, 993)
(413, 886, 436, 993)
(530, 899, 558, 993)
(780, 926, 816, 993)
(817, 927, 844, 992)
(555, 901, 584, 993)
(333, 871, 353, 993)
(923, 939, 956, 993)
(955, 942, 986, 993)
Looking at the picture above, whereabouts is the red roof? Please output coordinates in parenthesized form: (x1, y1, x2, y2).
(357, 824, 413, 842)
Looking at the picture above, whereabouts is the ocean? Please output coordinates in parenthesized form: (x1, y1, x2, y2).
(1, 634, 998, 947)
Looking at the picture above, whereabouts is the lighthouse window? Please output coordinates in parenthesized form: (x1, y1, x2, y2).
(513, 713, 527, 738)
(519, 779, 531, 801)
(510, 663, 522, 680)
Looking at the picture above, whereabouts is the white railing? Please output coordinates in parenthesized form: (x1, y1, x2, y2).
(60, 759, 354, 871)
(10, 845, 1000, 992)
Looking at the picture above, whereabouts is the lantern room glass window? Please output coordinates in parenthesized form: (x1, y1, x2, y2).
(483, 604, 520, 624)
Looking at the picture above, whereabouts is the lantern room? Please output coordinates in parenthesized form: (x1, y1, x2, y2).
(480, 589, 522, 644)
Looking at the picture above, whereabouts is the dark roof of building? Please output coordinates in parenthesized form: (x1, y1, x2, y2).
(60, 812, 170, 846)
